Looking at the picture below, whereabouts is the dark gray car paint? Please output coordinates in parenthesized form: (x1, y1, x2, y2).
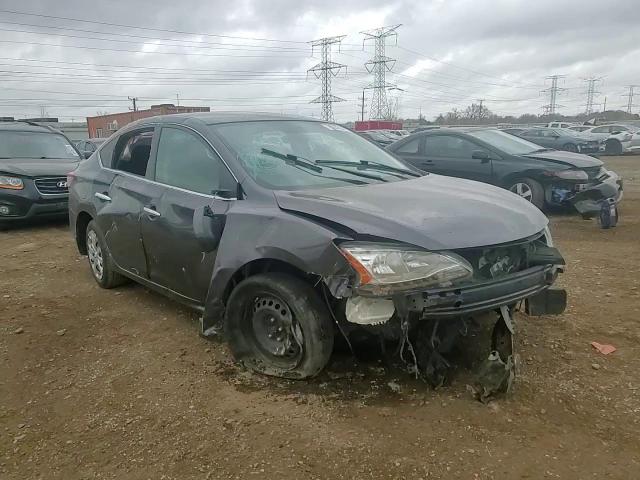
(69, 113, 552, 332)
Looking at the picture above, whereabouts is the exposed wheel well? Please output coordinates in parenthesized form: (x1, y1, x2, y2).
(75, 211, 93, 255)
(223, 258, 320, 305)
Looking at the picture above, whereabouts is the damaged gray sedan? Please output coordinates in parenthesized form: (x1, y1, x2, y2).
(69, 113, 566, 391)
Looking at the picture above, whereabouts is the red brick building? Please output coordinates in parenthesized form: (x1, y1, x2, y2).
(86, 104, 210, 138)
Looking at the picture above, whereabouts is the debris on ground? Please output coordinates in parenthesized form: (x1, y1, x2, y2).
(387, 381, 401, 393)
(591, 341, 616, 355)
(13, 327, 24, 334)
(592, 363, 601, 370)
(56, 329, 67, 336)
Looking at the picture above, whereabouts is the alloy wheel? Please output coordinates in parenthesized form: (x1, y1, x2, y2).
(509, 182, 533, 202)
(87, 229, 104, 280)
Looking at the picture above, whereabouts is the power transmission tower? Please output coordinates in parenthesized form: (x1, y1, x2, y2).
(307, 35, 347, 122)
(582, 77, 602, 115)
(623, 85, 638, 114)
(361, 25, 401, 120)
(128, 96, 138, 112)
(541, 75, 566, 115)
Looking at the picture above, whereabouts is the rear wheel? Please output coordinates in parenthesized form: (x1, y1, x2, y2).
(604, 139, 623, 156)
(562, 143, 578, 153)
(508, 177, 545, 209)
(224, 273, 334, 379)
(85, 220, 127, 288)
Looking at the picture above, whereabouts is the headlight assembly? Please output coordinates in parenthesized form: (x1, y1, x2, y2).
(339, 242, 473, 295)
(546, 169, 588, 181)
(0, 175, 24, 190)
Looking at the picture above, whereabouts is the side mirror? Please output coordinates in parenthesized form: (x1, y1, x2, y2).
(472, 150, 491, 161)
(83, 151, 92, 159)
(193, 205, 225, 252)
(611, 131, 621, 135)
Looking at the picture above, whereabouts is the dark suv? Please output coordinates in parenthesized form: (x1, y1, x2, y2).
(0, 121, 81, 225)
(69, 113, 566, 391)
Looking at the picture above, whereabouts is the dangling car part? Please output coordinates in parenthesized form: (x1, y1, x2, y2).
(69, 113, 567, 390)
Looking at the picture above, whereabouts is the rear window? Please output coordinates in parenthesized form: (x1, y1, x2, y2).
(0, 131, 80, 160)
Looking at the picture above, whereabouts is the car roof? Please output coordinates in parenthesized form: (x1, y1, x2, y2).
(133, 111, 319, 127)
(0, 121, 58, 133)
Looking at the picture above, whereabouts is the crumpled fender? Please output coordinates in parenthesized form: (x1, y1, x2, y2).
(200, 205, 354, 334)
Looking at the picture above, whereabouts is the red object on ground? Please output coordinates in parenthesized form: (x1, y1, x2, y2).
(591, 342, 616, 355)
(354, 120, 403, 131)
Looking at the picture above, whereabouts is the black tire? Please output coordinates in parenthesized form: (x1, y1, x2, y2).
(562, 143, 578, 153)
(85, 220, 127, 289)
(224, 272, 334, 379)
(604, 139, 623, 156)
(507, 177, 545, 209)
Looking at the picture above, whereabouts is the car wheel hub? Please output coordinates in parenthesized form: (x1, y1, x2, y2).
(87, 229, 104, 280)
(251, 295, 302, 360)
(510, 183, 533, 201)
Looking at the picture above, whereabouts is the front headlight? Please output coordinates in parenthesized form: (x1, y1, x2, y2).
(339, 242, 473, 295)
(548, 169, 588, 181)
(0, 175, 24, 190)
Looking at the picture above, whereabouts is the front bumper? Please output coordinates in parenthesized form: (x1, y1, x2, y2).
(546, 169, 623, 216)
(404, 265, 560, 318)
(0, 184, 69, 222)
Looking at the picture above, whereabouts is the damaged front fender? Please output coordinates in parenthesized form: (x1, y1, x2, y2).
(200, 204, 355, 335)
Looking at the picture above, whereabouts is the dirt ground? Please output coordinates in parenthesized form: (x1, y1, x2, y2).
(1, 156, 639, 479)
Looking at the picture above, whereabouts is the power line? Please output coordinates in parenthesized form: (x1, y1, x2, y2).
(307, 36, 347, 122)
(361, 25, 401, 120)
(0, 9, 308, 44)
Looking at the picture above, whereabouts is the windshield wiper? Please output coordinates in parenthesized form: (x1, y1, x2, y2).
(315, 160, 421, 178)
(261, 148, 322, 173)
(527, 148, 555, 153)
(261, 148, 387, 182)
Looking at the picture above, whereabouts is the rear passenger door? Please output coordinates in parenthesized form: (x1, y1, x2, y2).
(141, 125, 237, 302)
(94, 127, 164, 278)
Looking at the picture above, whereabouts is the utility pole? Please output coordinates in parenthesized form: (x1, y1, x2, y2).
(623, 85, 638, 114)
(128, 96, 138, 112)
(582, 77, 602, 115)
(176, 93, 180, 107)
(541, 75, 566, 116)
(361, 25, 401, 120)
(603, 96, 607, 113)
(357, 90, 367, 121)
(307, 35, 347, 122)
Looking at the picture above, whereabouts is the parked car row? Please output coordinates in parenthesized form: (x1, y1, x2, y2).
(2, 113, 624, 394)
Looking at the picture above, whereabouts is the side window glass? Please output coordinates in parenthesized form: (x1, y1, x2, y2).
(155, 127, 234, 195)
(592, 126, 608, 133)
(98, 137, 117, 168)
(425, 135, 479, 158)
(396, 137, 420, 154)
(113, 129, 154, 176)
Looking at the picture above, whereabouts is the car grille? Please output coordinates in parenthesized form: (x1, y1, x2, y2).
(34, 176, 69, 195)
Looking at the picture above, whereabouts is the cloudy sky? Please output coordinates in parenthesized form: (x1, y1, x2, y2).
(0, 0, 638, 122)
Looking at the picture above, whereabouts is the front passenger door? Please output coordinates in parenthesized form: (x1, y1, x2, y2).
(141, 126, 238, 302)
(423, 134, 493, 183)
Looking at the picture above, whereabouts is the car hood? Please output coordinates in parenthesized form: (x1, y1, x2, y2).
(521, 149, 603, 168)
(274, 174, 548, 250)
(0, 158, 80, 177)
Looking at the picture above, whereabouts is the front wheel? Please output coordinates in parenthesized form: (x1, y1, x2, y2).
(224, 273, 334, 379)
(508, 177, 545, 209)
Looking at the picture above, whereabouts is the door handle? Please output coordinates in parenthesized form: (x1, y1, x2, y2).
(95, 192, 111, 202)
(143, 206, 161, 218)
